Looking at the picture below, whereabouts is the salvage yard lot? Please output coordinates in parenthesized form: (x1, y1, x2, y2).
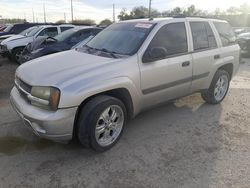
(0, 57, 250, 187)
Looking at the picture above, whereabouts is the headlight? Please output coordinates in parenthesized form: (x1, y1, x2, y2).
(28, 86, 60, 111)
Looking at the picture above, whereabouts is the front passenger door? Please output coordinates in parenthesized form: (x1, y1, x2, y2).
(139, 22, 193, 107)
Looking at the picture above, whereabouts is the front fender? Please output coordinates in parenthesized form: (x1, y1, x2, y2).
(58, 76, 141, 116)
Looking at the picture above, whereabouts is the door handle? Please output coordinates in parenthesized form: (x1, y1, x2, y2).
(182, 61, 190, 67)
(214, 54, 220, 59)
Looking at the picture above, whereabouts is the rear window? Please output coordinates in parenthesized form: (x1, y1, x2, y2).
(214, 22, 236, 46)
(60, 26, 74, 32)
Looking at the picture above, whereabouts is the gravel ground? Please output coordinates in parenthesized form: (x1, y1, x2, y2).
(0, 57, 250, 188)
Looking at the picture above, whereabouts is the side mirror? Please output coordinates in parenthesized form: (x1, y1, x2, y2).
(142, 47, 167, 63)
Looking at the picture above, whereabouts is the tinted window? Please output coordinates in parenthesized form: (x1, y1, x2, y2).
(92, 28, 102, 35)
(190, 22, 217, 51)
(146, 22, 188, 58)
(214, 22, 236, 46)
(11, 25, 28, 34)
(38, 27, 58, 37)
(60, 26, 74, 32)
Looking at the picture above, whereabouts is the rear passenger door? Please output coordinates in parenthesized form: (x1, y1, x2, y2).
(213, 22, 240, 75)
(189, 21, 221, 92)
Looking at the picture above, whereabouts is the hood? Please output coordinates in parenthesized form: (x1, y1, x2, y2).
(1, 35, 28, 45)
(0, 32, 11, 36)
(16, 50, 122, 88)
(0, 34, 14, 39)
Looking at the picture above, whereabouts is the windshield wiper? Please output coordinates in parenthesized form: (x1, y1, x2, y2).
(99, 48, 119, 59)
(84, 45, 98, 52)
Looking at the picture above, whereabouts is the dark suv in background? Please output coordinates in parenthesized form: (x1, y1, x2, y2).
(0, 23, 40, 36)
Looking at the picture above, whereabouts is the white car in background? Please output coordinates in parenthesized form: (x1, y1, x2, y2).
(0, 26, 37, 43)
(0, 25, 74, 63)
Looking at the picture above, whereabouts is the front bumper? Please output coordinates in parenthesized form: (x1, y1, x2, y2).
(10, 87, 78, 141)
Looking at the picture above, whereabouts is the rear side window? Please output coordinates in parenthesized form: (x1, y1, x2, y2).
(147, 22, 188, 57)
(60, 27, 74, 32)
(214, 22, 236, 46)
(190, 22, 217, 51)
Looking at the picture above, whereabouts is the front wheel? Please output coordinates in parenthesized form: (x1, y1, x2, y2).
(12, 47, 24, 64)
(201, 70, 230, 104)
(76, 95, 127, 152)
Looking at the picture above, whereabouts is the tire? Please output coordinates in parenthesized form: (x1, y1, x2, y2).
(201, 69, 230, 104)
(76, 95, 127, 152)
(12, 47, 24, 64)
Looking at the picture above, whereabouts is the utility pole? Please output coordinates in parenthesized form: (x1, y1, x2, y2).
(64, 12, 66, 23)
(148, 0, 152, 18)
(32, 8, 35, 23)
(113, 4, 115, 22)
(24, 12, 26, 22)
(43, 3, 46, 23)
(71, 0, 73, 22)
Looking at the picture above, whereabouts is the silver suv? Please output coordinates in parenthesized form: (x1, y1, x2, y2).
(10, 17, 240, 152)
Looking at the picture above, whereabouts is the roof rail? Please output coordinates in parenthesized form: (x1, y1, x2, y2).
(172, 15, 219, 19)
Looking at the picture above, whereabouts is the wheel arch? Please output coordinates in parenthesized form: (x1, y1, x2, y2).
(218, 63, 234, 80)
(72, 88, 135, 138)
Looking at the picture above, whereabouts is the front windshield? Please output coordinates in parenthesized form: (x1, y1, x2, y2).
(26, 27, 41, 37)
(54, 28, 76, 42)
(86, 22, 155, 55)
(3, 25, 13, 32)
(19, 26, 36, 36)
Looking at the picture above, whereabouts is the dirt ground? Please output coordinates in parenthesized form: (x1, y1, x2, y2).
(0, 57, 250, 188)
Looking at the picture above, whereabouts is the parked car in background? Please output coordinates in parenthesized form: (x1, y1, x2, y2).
(237, 32, 250, 57)
(71, 35, 95, 49)
(20, 27, 102, 63)
(0, 25, 74, 63)
(0, 23, 40, 37)
(0, 26, 37, 43)
(11, 17, 240, 152)
(0, 24, 8, 31)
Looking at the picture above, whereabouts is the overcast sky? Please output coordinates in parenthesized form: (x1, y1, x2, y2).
(0, 0, 248, 23)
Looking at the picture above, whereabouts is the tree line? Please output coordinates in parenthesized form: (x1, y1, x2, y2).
(118, 3, 250, 27)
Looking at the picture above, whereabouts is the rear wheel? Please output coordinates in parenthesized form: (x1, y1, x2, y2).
(201, 70, 230, 104)
(12, 47, 24, 64)
(76, 95, 127, 152)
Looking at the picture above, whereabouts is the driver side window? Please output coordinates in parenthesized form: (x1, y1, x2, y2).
(143, 22, 188, 62)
